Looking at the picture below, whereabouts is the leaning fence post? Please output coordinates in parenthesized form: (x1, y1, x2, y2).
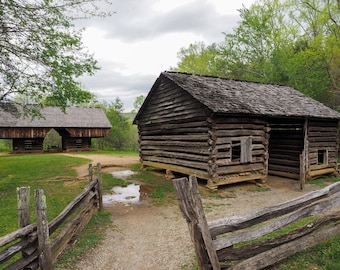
(88, 163, 93, 182)
(35, 189, 53, 270)
(173, 175, 221, 270)
(17, 187, 31, 258)
(97, 163, 103, 211)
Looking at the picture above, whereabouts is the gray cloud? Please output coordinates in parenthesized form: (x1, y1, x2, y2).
(80, 62, 156, 111)
(76, 0, 249, 111)
(80, 0, 240, 43)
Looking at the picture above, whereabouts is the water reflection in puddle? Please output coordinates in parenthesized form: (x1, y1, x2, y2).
(103, 184, 140, 204)
(103, 170, 140, 204)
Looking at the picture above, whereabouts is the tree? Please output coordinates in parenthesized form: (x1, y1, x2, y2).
(131, 95, 145, 114)
(0, 0, 112, 115)
(171, 42, 222, 76)
(173, 0, 340, 109)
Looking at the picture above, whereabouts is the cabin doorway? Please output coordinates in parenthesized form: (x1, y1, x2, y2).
(268, 119, 304, 180)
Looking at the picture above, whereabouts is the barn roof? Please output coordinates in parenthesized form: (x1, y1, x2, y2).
(0, 104, 112, 128)
(136, 71, 340, 120)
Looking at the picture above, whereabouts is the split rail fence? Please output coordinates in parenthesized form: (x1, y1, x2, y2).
(0, 163, 103, 270)
(173, 175, 340, 270)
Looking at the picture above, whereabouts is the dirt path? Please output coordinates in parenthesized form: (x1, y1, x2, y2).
(61, 153, 321, 270)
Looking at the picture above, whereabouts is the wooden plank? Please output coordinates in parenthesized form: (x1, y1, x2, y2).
(308, 168, 336, 177)
(216, 130, 265, 137)
(213, 194, 340, 251)
(141, 145, 210, 155)
(143, 155, 209, 170)
(35, 189, 53, 270)
(217, 163, 265, 175)
(173, 176, 220, 270)
(142, 161, 210, 180)
(230, 219, 340, 270)
(140, 140, 208, 147)
(218, 212, 340, 262)
(208, 181, 340, 237)
(140, 134, 209, 141)
(49, 180, 98, 233)
(0, 224, 36, 247)
(142, 150, 210, 162)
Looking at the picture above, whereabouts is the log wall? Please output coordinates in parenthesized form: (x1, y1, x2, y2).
(13, 138, 44, 152)
(307, 119, 339, 179)
(63, 137, 91, 151)
(0, 127, 50, 138)
(268, 121, 304, 180)
(209, 116, 269, 187)
(137, 79, 212, 180)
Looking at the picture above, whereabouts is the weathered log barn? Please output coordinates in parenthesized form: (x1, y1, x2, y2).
(133, 72, 340, 188)
(0, 105, 111, 152)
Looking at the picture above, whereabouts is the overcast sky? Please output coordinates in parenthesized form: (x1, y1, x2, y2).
(78, 0, 255, 111)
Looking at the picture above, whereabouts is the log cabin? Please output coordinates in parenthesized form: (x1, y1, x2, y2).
(133, 71, 340, 189)
(0, 104, 111, 152)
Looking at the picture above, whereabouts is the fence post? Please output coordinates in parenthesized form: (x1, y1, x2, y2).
(173, 175, 220, 270)
(35, 189, 54, 270)
(17, 187, 31, 258)
(88, 163, 93, 182)
(97, 163, 103, 211)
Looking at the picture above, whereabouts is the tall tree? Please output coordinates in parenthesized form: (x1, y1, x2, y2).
(0, 0, 112, 115)
(174, 0, 340, 109)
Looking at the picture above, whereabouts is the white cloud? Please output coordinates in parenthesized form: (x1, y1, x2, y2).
(78, 0, 255, 111)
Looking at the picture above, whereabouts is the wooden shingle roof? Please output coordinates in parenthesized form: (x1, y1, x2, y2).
(152, 72, 340, 119)
(0, 105, 112, 128)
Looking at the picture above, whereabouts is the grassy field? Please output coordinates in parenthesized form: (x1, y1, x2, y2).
(1, 152, 339, 269)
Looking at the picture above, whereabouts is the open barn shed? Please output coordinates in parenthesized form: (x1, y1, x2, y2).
(133, 72, 340, 189)
(0, 105, 111, 152)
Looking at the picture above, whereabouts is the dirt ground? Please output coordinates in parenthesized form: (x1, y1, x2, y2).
(60, 153, 321, 270)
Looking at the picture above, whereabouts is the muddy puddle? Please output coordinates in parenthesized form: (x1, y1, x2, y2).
(103, 170, 151, 205)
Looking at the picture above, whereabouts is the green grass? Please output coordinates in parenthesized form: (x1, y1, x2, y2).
(309, 176, 340, 187)
(275, 235, 340, 270)
(0, 153, 90, 236)
(54, 210, 112, 269)
(101, 172, 129, 192)
(2, 153, 340, 269)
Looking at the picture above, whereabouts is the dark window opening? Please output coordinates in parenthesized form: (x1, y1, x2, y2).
(231, 141, 241, 161)
(317, 150, 328, 165)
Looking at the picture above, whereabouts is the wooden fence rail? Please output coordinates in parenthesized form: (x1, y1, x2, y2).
(173, 175, 340, 270)
(0, 163, 103, 270)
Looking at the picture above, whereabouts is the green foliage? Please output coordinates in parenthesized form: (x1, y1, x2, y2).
(0, 0, 112, 115)
(132, 95, 145, 114)
(92, 100, 139, 151)
(0, 139, 12, 152)
(174, 0, 340, 110)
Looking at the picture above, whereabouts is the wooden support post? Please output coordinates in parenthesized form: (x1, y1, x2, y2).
(97, 163, 103, 211)
(173, 175, 221, 270)
(88, 163, 93, 182)
(35, 189, 53, 270)
(17, 187, 30, 229)
(300, 154, 306, 190)
(17, 187, 31, 258)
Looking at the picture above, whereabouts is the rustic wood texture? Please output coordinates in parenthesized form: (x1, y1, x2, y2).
(173, 176, 220, 270)
(35, 189, 53, 270)
(0, 164, 103, 269)
(135, 72, 340, 187)
(173, 175, 340, 269)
